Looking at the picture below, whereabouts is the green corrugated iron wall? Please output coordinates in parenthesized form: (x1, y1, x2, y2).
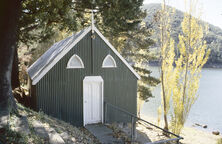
(36, 31, 137, 126)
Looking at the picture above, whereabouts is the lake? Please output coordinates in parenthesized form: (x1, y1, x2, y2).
(141, 66, 222, 132)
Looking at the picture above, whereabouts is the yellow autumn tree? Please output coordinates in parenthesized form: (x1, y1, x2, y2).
(158, 0, 175, 131)
(170, 0, 210, 134)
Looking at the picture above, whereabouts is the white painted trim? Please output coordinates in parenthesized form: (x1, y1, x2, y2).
(94, 27, 141, 79)
(102, 54, 117, 68)
(31, 27, 91, 85)
(91, 10, 95, 34)
(83, 76, 104, 126)
(66, 54, 84, 69)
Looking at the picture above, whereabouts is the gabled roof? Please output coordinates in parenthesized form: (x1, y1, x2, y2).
(27, 26, 140, 85)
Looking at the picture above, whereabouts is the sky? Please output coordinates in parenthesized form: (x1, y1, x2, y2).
(143, 0, 222, 29)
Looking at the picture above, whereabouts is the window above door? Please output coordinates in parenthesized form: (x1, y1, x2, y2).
(102, 54, 117, 68)
(67, 54, 84, 69)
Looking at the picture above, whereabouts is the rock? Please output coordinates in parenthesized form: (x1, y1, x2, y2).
(48, 127, 55, 133)
(195, 123, 201, 127)
(195, 123, 208, 129)
(60, 132, 69, 141)
(49, 131, 65, 144)
(0, 111, 9, 128)
(71, 137, 76, 142)
(212, 131, 220, 135)
(12, 116, 30, 135)
(32, 120, 49, 139)
(32, 120, 65, 143)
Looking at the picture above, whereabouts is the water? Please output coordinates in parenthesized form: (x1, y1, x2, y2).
(141, 66, 222, 132)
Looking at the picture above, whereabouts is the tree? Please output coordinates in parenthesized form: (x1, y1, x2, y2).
(0, 0, 21, 121)
(158, 0, 175, 131)
(170, 0, 210, 134)
(12, 0, 84, 90)
(104, 20, 160, 116)
(122, 23, 160, 102)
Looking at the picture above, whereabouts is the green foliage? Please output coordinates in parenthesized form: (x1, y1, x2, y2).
(20, 0, 145, 46)
(119, 22, 160, 102)
(20, 0, 81, 45)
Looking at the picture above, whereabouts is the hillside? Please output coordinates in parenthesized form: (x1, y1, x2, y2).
(0, 103, 98, 144)
(143, 3, 222, 67)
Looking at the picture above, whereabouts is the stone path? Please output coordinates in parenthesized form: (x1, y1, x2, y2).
(85, 124, 124, 144)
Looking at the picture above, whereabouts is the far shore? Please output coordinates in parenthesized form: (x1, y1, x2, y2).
(140, 114, 222, 144)
(148, 61, 222, 69)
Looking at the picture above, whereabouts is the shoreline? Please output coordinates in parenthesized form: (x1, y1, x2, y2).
(140, 114, 222, 144)
(148, 61, 222, 69)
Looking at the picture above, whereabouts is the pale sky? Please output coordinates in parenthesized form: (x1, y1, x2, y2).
(143, 0, 222, 29)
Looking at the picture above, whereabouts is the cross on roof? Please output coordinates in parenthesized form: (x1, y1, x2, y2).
(91, 10, 95, 33)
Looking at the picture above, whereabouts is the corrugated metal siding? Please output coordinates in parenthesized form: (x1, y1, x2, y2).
(36, 31, 137, 126)
(92, 33, 137, 123)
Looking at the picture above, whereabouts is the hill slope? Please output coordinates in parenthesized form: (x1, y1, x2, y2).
(0, 103, 98, 144)
(143, 3, 222, 67)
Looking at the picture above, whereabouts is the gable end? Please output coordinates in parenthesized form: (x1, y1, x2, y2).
(27, 26, 140, 85)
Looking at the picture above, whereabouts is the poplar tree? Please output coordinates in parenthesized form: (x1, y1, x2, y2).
(158, 0, 175, 131)
(158, 0, 210, 134)
(170, 0, 210, 134)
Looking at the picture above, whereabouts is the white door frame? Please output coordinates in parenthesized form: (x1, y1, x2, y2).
(83, 76, 104, 126)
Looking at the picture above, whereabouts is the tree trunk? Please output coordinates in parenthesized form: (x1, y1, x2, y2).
(0, 0, 21, 119)
(11, 48, 20, 90)
(160, 0, 169, 132)
(161, 66, 169, 132)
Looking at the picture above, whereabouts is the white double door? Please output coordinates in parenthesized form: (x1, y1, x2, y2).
(83, 76, 103, 126)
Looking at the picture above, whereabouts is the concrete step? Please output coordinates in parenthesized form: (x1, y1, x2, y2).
(85, 124, 124, 144)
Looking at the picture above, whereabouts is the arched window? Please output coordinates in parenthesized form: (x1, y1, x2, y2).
(67, 54, 84, 68)
(102, 54, 117, 68)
